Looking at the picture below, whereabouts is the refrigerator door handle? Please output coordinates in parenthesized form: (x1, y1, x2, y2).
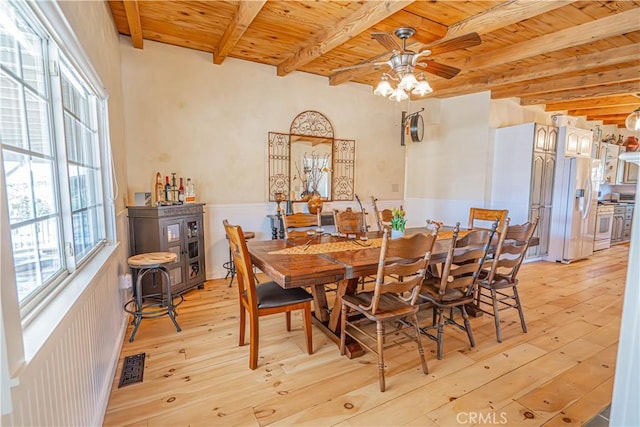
(582, 174, 592, 220)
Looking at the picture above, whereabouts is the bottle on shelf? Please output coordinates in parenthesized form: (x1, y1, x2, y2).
(178, 177, 185, 204)
(155, 172, 164, 205)
(164, 176, 171, 203)
(171, 172, 178, 203)
(185, 178, 196, 203)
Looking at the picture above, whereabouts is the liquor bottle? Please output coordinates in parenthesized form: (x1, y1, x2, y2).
(155, 172, 164, 205)
(185, 178, 196, 203)
(178, 177, 185, 203)
(164, 175, 171, 203)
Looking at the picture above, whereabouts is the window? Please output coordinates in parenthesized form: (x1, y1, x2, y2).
(0, 1, 109, 317)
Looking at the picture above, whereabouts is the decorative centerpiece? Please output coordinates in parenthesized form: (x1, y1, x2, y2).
(390, 207, 406, 238)
(294, 152, 331, 214)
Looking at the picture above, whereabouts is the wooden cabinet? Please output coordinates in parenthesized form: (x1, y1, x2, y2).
(597, 143, 620, 184)
(617, 159, 639, 184)
(492, 123, 557, 258)
(128, 204, 206, 296)
(559, 126, 592, 158)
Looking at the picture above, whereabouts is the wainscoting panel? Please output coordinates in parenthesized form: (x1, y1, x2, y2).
(3, 211, 129, 426)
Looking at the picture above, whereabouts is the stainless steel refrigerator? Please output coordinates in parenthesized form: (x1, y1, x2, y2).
(548, 139, 600, 264)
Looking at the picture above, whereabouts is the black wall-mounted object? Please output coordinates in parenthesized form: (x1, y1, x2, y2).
(401, 108, 425, 146)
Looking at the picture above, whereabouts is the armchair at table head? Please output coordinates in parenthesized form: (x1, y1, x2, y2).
(282, 211, 321, 239)
(333, 207, 365, 234)
(222, 219, 314, 370)
(340, 225, 439, 392)
(468, 207, 508, 231)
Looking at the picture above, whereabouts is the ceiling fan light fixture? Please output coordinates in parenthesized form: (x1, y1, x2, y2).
(374, 76, 394, 97)
(389, 87, 409, 102)
(624, 107, 640, 131)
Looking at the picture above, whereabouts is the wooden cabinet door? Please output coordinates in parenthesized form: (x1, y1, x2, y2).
(161, 218, 185, 291)
(546, 127, 558, 153)
(183, 215, 205, 288)
(530, 153, 545, 207)
(534, 124, 547, 152)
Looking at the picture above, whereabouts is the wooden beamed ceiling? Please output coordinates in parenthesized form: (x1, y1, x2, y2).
(109, 1, 640, 128)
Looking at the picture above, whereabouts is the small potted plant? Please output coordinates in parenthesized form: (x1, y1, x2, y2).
(390, 207, 406, 238)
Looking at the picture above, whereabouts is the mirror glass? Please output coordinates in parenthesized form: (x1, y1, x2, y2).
(290, 136, 332, 201)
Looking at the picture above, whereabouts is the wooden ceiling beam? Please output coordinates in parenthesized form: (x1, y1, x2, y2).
(329, 0, 571, 86)
(545, 95, 640, 111)
(520, 81, 640, 105)
(491, 66, 640, 99)
(465, 9, 640, 70)
(568, 105, 640, 117)
(214, 1, 266, 65)
(446, 0, 576, 39)
(122, 0, 143, 49)
(277, 0, 414, 77)
(430, 44, 639, 99)
(586, 113, 629, 121)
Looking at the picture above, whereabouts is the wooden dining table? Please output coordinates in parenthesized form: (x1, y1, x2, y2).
(247, 227, 538, 358)
(247, 227, 450, 357)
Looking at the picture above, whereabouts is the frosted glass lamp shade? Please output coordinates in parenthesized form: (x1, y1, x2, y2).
(389, 87, 409, 102)
(398, 73, 418, 91)
(373, 77, 393, 97)
(412, 79, 433, 96)
(625, 108, 640, 131)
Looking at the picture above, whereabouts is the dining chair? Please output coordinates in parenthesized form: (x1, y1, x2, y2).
(340, 226, 439, 392)
(370, 196, 394, 231)
(468, 207, 508, 231)
(333, 207, 366, 234)
(223, 220, 314, 370)
(419, 220, 497, 360)
(282, 212, 321, 239)
(475, 216, 539, 342)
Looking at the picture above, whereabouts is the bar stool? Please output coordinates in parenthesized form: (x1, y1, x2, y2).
(224, 231, 259, 287)
(124, 252, 183, 342)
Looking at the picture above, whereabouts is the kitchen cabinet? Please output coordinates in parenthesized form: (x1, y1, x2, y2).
(597, 143, 620, 184)
(617, 159, 639, 184)
(128, 204, 206, 296)
(611, 205, 626, 244)
(559, 126, 592, 158)
(492, 122, 557, 258)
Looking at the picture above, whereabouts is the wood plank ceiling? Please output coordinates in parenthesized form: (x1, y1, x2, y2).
(108, 0, 640, 127)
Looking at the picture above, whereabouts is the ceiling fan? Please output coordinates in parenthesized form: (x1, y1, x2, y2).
(334, 27, 481, 101)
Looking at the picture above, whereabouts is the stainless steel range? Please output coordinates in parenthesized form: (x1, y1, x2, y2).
(594, 204, 614, 251)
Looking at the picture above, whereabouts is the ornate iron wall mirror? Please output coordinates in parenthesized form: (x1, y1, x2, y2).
(269, 111, 355, 202)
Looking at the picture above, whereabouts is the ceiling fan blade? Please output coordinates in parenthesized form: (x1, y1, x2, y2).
(429, 32, 481, 56)
(332, 61, 388, 73)
(416, 60, 461, 80)
(371, 32, 402, 52)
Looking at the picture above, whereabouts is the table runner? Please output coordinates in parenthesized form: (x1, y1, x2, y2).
(269, 229, 469, 255)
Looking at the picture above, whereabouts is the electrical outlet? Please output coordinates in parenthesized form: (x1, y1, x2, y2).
(119, 273, 132, 290)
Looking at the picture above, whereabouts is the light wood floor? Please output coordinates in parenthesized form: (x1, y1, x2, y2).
(103, 244, 629, 426)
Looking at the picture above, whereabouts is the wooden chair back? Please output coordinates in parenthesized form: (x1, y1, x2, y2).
(437, 220, 498, 298)
(485, 217, 539, 284)
(333, 207, 365, 234)
(367, 226, 439, 315)
(223, 220, 258, 310)
(283, 212, 320, 238)
(370, 196, 394, 231)
(468, 207, 508, 231)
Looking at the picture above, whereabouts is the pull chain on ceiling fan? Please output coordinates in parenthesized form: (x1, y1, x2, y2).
(333, 27, 481, 102)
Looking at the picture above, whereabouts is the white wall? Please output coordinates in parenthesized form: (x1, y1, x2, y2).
(119, 39, 410, 278)
(404, 92, 494, 227)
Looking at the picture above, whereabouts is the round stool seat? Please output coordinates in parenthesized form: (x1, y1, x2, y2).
(125, 251, 181, 342)
(128, 252, 176, 268)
